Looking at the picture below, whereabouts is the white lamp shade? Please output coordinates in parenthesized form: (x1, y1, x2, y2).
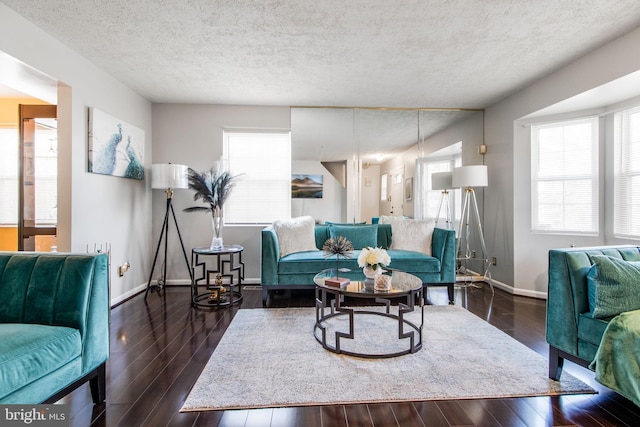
(151, 163, 189, 189)
(431, 172, 453, 190)
(452, 165, 488, 188)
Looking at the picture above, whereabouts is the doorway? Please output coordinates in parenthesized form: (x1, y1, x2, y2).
(19, 104, 58, 251)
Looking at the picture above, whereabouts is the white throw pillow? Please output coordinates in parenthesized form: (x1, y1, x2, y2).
(273, 216, 318, 257)
(378, 215, 405, 225)
(390, 219, 435, 256)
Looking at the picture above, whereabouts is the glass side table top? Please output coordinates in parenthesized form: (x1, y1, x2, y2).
(313, 268, 422, 297)
(192, 245, 243, 255)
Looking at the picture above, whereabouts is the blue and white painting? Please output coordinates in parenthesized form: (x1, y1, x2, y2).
(88, 108, 145, 180)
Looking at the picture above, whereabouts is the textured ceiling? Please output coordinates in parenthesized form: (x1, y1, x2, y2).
(3, 0, 640, 108)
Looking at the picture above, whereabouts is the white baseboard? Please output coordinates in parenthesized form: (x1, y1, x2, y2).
(110, 277, 263, 307)
(457, 270, 547, 300)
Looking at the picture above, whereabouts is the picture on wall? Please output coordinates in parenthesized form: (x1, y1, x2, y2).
(291, 174, 323, 198)
(88, 107, 145, 180)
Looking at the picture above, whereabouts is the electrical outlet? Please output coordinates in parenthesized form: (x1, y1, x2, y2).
(492, 257, 497, 266)
(118, 261, 131, 277)
(471, 250, 476, 258)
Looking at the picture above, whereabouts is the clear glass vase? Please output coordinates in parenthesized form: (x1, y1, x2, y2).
(210, 211, 223, 250)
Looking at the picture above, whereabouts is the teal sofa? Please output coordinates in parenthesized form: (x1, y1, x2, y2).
(546, 245, 640, 380)
(0, 252, 110, 404)
(261, 223, 456, 306)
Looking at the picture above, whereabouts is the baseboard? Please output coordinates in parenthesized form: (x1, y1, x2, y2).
(457, 270, 547, 300)
(110, 277, 263, 306)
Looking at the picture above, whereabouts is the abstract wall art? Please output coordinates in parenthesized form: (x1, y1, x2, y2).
(88, 107, 145, 180)
(291, 174, 323, 198)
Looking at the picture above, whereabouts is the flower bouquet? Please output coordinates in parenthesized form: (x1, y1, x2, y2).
(358, 247, 391, 291)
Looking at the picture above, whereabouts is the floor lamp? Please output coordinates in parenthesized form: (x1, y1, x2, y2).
(452, 165, 493, 294)
(145, 163, 193, 300)
(432, 171, 454, 229)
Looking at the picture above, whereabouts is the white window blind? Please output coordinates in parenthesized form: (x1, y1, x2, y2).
(223, 131, 291, 224)
(531, 117, 598, 234)
(420, 157, 462, 221)
(614, 106, 640, 238)
(0, 128, 18, 225)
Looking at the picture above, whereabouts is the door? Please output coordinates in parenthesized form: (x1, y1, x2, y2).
(19, 104, 58, 251)
(389, 166, 404, 216)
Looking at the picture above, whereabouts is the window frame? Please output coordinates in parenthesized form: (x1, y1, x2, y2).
(222, 129, 291, 225)
(613, 105, 640, 239)
(530, 116, 599, 235)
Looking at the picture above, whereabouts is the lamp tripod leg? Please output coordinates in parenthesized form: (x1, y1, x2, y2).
(145, 197, 171, 300)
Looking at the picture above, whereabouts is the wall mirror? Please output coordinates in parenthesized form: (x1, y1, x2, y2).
(290, 107, 482, 224)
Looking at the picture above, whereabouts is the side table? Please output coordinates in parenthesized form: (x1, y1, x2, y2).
(191, 245, 244, 309)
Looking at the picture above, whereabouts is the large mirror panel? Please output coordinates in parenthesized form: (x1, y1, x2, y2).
(291, 107, 482, 224)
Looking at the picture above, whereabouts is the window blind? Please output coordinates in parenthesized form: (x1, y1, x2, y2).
(223, 131, 291, 224)
(531, 117, 598, 234)
(614, 106, 640, 238)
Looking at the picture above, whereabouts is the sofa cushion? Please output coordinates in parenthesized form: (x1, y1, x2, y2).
(387, 250, 441, 273)
(389, 219, 434, 256)
(329, 224, 378, 250)
(587, 255, 640, 318)
(273, 216, 318, 257)
(0, 324, 81, 400)
(577, 311, 611, 346)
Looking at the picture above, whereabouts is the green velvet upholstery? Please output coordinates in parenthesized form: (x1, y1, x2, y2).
(587, 255, 640, 318)
(328, 224, 378, 249)
(0, 252, 109, 404)
(546, 245, 640, 382)
(261, 223, 456, 306)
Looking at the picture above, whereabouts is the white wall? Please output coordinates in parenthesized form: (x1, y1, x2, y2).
(151, 104, 291, 283)
(484, 26, 640, 298)
(0, 4, 153, 305)
(292, 160, 345, 223)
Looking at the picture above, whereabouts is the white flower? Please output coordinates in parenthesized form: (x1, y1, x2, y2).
(357, 247, 390, 269)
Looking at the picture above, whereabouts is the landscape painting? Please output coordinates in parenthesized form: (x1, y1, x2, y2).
(291, 174, 323, 198)
(88, 107, 145, 180)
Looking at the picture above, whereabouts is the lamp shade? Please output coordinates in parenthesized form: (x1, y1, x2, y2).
(452, 165, 488, 188)
(151, 163, 189, 189)
(431, 172, 453, 190)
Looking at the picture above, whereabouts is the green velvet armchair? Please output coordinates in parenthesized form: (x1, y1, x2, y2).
(0, 252, 110, 404)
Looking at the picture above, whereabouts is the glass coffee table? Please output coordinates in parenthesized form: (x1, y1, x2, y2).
(313, 268, 424, 358)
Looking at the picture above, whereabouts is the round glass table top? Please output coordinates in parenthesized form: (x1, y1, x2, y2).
(192, 245, 243, 255)
(313, 268, 422, 297)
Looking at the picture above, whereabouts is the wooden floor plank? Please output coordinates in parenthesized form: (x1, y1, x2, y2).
(57, 285, 640, 427)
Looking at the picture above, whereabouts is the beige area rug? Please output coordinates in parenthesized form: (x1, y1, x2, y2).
(181, 306, 595, 411)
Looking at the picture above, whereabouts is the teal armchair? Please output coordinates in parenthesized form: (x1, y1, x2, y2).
(0, 252, 110, 404)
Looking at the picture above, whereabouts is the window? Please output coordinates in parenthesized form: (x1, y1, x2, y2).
(416, 156, 461, 221)
(531, 117, 599, 234)
(223, 131, 291, 224)
(380, 173, 387, 201)
(614, 106, 640, 238)
(0, 128, 18, 225)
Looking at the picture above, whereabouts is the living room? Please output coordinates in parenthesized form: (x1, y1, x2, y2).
(2, 1, 640, 426)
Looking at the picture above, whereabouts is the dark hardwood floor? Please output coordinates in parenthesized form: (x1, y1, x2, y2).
(62, 284, 640, 426)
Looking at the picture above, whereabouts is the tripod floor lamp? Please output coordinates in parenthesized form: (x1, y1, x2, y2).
(452, 165, 493, 294)
(431, 171, 454, 229)
(145, 163, 193, 300)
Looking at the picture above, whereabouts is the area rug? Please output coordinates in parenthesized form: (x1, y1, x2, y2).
(181, 306, 595, 411)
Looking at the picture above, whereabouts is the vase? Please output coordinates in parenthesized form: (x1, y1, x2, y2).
(363, 266, 381, 291)
(210, 212, 224, 250)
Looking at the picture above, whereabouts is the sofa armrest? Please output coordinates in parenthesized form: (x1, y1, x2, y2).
(82, 253, 110, 375)
(261, 226, 280, 285)
(432, 227, 456, 283)
(546, 249, 582, 358)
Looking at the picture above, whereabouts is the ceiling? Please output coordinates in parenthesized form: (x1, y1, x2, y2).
(2, 1, 640, 163)
(3, 0, 640, 109)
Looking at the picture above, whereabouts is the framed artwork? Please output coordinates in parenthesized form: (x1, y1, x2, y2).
(405, 177, 413, 201)
(88, 107, 145, 179)
(291, 174, 323, 198)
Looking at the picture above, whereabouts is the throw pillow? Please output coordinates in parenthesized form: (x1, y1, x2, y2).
(329, 224, 378, 250)
(390, 219, 435, 256)
(273, 216, 318, 258)
(378, 215, 405, 225)
(587, 255, 640, 318)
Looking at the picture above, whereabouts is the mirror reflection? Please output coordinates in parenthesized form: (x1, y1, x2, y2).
(290, 107, 481, 224)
